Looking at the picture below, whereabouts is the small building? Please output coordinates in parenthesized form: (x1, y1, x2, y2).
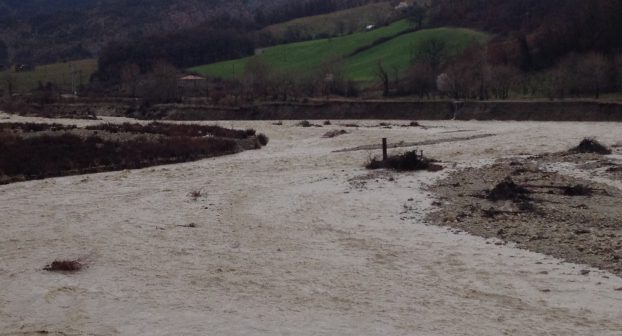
(395, 1, 412, 10)
(177, 74, 208, 97)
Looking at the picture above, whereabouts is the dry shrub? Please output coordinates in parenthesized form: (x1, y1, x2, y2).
(189, 190, 203, 200)
(322, 130, 348, 138)
(0, 134, 238, 184)
(297, 120, 312, 127)
(487, 177, 531, 202)
(44, 260, 83, 273)
(571, 138, 612, 155)
(324, 120, 332, 125)
(366, 150, 442, 172)
(0, 122, 77, 132)
(257, 133, 269, 146)
(86, 122, 254, 139)
(563, 184, 593, 196)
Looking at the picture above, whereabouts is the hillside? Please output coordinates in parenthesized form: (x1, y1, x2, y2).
(191, 20, 415, 78)
(191, 22, 487, 83)
(0, 59, 97, 93)
(343, 28, 488, 82)
(260, 1, 395, 43)
(0, 0, 378, 65)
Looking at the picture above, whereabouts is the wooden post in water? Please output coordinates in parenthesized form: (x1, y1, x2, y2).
(382, 138, 388, 160)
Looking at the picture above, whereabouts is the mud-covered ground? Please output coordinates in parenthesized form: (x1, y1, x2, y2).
(1, 113, 622, 335)
(426, 152, 622, 276)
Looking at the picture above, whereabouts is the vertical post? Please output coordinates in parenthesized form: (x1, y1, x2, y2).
(382, 138, 388, 161)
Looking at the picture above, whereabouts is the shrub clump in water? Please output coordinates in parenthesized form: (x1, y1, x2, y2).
(257, 133, 269, 146)
(563, 184, 593, 196)
(366, 150, 442, 172)
(487, 177, 531, 202)
(570, 138, 612, 155)
(44, 260, 84, 273)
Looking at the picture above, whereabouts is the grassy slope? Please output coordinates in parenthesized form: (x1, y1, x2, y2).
(190, 20, 414, 78)
(192, 23, 488, 83)
(261, 2, 394, 40)
(1, 59, 98, 93)
(344, 28, 489, 82)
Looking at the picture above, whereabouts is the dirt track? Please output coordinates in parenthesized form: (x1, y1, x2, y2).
(1, 114, 622, 335)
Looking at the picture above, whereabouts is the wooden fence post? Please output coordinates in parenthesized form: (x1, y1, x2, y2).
(382, 138, 388, 160)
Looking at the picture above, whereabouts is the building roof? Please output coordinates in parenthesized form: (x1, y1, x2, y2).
(178, 75, 206, 81)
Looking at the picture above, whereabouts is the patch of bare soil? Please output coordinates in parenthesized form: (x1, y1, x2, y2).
(426, 156, 622, 276)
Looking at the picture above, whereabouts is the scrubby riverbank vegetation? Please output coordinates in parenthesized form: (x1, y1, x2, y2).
(0, 122, 268, 184)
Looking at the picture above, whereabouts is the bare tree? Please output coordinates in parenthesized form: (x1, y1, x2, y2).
(375, 59, 390, 97)
(138, 60, 179, 103)
(407, 62, 436, 98)
(243, 57, 274, 100)
(120, 63, 141, 97)
(548, 53, 613, 99)
(2, 72, 16, 97)
(489, 65, 521, 99)
(413, 38, 447, 74)
(580, 53, 611, 99)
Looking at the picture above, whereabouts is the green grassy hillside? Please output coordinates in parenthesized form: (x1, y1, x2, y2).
(191, 22, 488, 84)
(190, 20, 414, 78)
(261, 2, 395, 41)
(1, 59, 97, 93)
(343, 28, 489, 82)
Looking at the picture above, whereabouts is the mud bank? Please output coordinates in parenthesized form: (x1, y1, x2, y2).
(145, 100, 622, 121)
(12, 99, 622, 121)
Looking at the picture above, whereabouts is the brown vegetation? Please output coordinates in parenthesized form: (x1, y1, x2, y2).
(570, 138, 612, 155)
(85, 122, 255, 139)
(366, 150, 442, 172)
(44, 260, 84, 273)
(0, 120, 269, 184)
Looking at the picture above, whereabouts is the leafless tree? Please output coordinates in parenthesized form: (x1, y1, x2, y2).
(375, 59, 390, 97)
(120, 63, 141, 97)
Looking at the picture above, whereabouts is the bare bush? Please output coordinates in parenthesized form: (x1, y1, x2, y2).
(570, 138, 612, 155)
(366, 150, 442, 172)
(44, 260, 84, 273)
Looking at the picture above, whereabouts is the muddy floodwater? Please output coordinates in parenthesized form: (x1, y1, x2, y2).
(1, 113, 622, 335)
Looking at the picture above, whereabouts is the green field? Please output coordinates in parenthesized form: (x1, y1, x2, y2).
(191, 22, 487, 84)
(190, 20, 415, 78)
(261, 2, 394, 41)
(1, 59, 98, 94)
(343, 28, 489, 82)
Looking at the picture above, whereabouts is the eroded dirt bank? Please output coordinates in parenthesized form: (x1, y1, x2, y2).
(1, 115, 622, 335)
(13, 99, 622, 121)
